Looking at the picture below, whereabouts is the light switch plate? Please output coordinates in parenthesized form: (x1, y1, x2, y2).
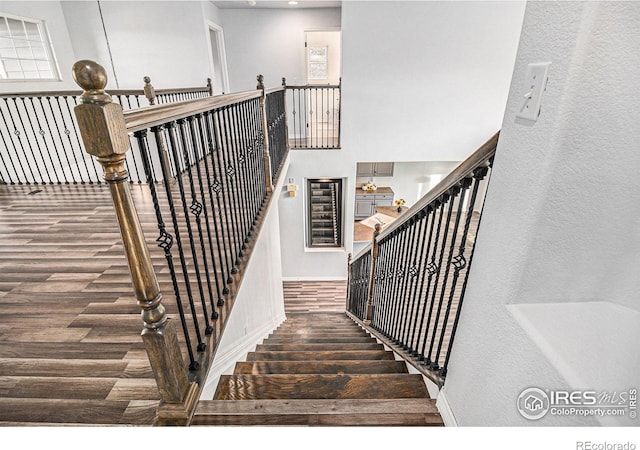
(516, 62, 551, 122)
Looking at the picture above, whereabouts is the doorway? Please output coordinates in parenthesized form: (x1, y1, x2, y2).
(304, 30, 341, 144)
(305, 30, 341, 85)
(207, 23, 229, 95)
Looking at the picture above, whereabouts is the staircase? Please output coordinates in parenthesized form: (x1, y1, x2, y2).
(193, 310, 443, 426)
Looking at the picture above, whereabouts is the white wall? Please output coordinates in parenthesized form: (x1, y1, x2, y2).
(444, 1, 640, 426)
(278, 0, 525, 280)
(61, 1, 213, 89)
(0, 1, 78, 92)
(340, 0, 526, 162)
(220, 7, 341, 92)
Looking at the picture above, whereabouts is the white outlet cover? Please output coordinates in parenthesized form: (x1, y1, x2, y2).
(516, 62, 551, 123)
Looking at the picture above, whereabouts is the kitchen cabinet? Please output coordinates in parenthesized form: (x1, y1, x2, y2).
(354, 187, 394, 220)
(356, 162, 394, 177)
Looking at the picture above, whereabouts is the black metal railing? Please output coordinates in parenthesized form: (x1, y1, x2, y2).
(0, 80, 211, 185)
(266, 88, 288, 179)
(123, 84, 286, 372)
(347, 132, 498, 385)
(285, 83, 340, 149)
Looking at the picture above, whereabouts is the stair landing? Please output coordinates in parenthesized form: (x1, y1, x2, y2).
(194, 290, 442, 426)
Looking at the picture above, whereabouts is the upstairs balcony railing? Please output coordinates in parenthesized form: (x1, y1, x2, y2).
(0, 77, 212, 185)
(347, 132, 498, 386)
(285, 80, 340, 150)
(71, 59, 288, 425)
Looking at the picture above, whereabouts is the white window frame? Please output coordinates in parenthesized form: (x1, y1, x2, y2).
(0, 13, 60, 82)
(307, 46, 328, 80)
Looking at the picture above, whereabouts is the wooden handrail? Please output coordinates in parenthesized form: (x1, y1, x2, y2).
(0, 85, 209, 99)
(285, 84, 340, 89)
(123, 90, 263, 133)
(351, 131, 499, 262)
(265, 86, 286, 95)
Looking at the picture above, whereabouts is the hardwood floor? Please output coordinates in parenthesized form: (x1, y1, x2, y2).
(0, 184, 161, 426)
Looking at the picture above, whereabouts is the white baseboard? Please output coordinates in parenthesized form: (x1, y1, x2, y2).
(282, 276, 348, 281)
(199, 314, 286, 400)
(436, 386, 458, 426)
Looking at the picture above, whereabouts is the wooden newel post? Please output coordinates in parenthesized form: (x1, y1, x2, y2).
(72, 60, 198, 425)
(257, 74, 273, 192)
(365, 223, 382, 325)
(143, 76, 156, 106)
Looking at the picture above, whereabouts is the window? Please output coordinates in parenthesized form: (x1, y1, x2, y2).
(307, 178, 343, 248)
(308, 46, 328, 80)
(0, 14, 59, 80)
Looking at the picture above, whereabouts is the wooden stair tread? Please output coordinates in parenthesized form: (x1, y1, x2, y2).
(213, 374, 429, 400)
(246, 350, 395, 361)
(234, 360, 409, 374)
(255, 343, 383, 352)
(193, 398, 442, 426)
(263, 337, 377, 344)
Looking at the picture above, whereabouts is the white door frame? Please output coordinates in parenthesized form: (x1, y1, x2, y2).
(205, 21, 230, 94)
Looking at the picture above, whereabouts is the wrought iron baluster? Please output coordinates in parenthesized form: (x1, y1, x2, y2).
(229, 103, 252, 247)
(410, 204, 438, 356)
(44, 97, 76, 184)
(387, 228, 409, 340)
(439, 167, 489, 376)
(9, 98, 41, 183)
(400, 211, 428, 348)
(28, 97, 64, 184)
(176, 117, 214, 335)
(392, 217, 420, 345)
(419, 197, 449, 361)
(136, 128, 198, 370)
(0, 100, 25, 184)
(221, 106, 244, 265)
(164, 120, 208, 351)
(421, 188, 459, 365)
(240, 100, 259, 232)
(186, 114, 222, 319)
(429, 179, 471, 370)
(195, 112, 226, 307)
(202, 110, 233, 292)
(52, 97, 83, 184)
(427, 184, 468, 370)
(241, 100, 259, 229)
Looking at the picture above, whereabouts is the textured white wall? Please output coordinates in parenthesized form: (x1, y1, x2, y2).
(444, 1, 640, 426)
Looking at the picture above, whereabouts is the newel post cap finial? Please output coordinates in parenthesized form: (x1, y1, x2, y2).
(282, 77, 286, 87)
(72, 60, 112, 104)
(257, 74, 264, 90)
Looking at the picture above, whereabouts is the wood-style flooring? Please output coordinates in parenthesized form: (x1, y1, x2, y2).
(0, 184, 164, 426)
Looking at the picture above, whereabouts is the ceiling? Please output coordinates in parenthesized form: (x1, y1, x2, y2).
(211, 0, 342, 9)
